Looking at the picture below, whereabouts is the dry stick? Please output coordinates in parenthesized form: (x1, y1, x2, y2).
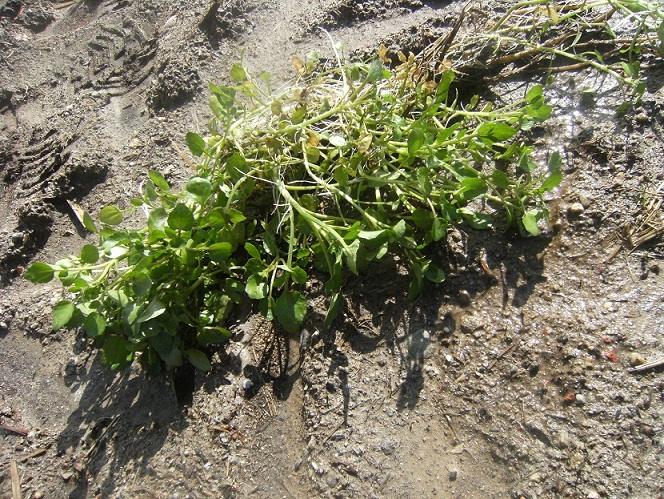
(0, 425, 29, 437)
(18, 447, 48, 463)
(10, 461, 21, 499)
(628, 357, 664, 373)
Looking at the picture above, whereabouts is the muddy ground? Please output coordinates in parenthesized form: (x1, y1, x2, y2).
(1, 1, 663, 498)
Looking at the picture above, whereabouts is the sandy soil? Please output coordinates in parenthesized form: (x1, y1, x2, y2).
(1, 1, 663, 498)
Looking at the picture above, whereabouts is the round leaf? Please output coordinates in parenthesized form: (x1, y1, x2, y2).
(275, 290, 308, 334)
(186, 177, 212, 203)
(53, 300, 75, 330)
(83, 312, 106, 338)
(99, 206, 123, 226)
(187, 348, 211, 372)
(167, 204, 195, 231)
(80, 244, 100, 264)
(522, 210, 541, 236)
(24, 262, 55, 283)
(245, 274, 268, 299)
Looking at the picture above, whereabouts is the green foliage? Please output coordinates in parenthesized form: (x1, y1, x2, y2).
(25, 53, 561, 374)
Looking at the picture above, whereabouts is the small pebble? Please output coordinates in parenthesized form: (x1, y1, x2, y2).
(448, 469, 458, 481)
(629, 352, 645, 367)
(578, 193, 592, 208)
(567, 202, 585, 216)
(241, 379, 253, 391)
(380, 439, 399, 455)
(575, 394, 586, 406)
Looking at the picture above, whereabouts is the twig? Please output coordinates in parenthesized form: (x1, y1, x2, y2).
(0, 425, 29, 436)
(628, 357, 664, 373)
(19, 446, 49, 463)
(10, 461, 21, 499)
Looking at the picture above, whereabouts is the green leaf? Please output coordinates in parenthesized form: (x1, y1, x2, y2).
(244, 242, 261, 259)
(407, 262, 423, 301)
(83, 312, 106, 338)
(524, 102, 552, 121)
(246, 274, 268, 299)
(540, 171, 562, 191)
(82, 211, 98, 233)
(526, 84, 543, 102)
(186, 348, 211, 372)
(168, 204, 195, 231)
(477, 123, 517, 143)
(186, 132, 206, 157)
(431, 218, 446, 241)
(436, 70, 455, 102)
(226, 152, 249, 180)
(519, 154, 537, 173)
(408, 127, 425, 157)
(366, 59, 384, 83)
(324, 292, 343, 328)
(25, 262, 56, 283)
(344, 239, 361, 275)
(230, 63, 248, 83)
(455, 177, 488, 202)
(80, 244, 100, 264)
(101, 335, 133, 370)
(412, 209, 433, 229)
(548, 151, 562, 173)
(136, 299, 167, 324)
(275, 290, 308, 334)
(491, 169, 511, 189)
(99, 206, 123, 226)
(126, 272, 152, 297)
(160, 345, 184, 368)
(210, 95, 225, 119)
(358, 228, 390, 248)
(148, 208, 168, 232)
(198, 327, 231, 345)
(186, 177, 212, 203)
(458, 208, 494, 229)
(424, 262, 445, 283)
(149, 170, 170, 191)
(53, 300, 75, 330)
(522, 210, 541, 236)
(263, 231, 278, 256)
(209, 242, 233, 263)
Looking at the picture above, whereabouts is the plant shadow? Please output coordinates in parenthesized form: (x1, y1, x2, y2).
(58, 355, 185, 499)
(309, 227, 552, 413)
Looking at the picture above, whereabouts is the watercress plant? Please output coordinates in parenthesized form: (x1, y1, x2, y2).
(25, 52, 560, 373)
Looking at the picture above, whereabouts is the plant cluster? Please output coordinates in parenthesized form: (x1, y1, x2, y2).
(26, 0, 659, 373)
(25, 53, 559, 372)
